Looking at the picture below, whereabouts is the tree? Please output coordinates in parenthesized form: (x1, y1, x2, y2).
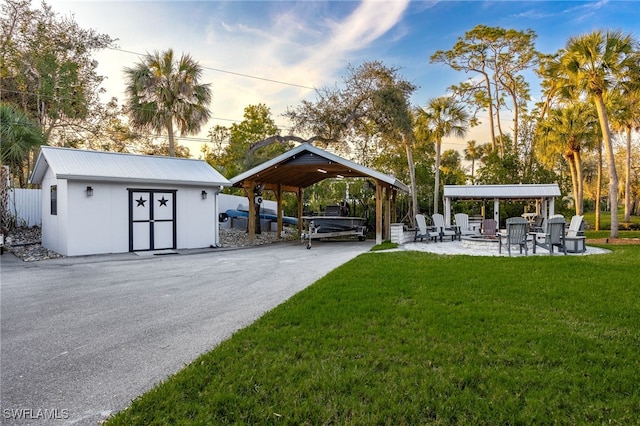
(441, 149, 467, 186)
(369, 85, 419, 224)
(608, 90, 640, 222)
(536, 102, 599, 215)
(463, 140, 482, 183)
(431, 25, 537, 153)
(203, 104, 283, 178)
(475, 135, 523, 185)
(123, 49, 212, 157)
(554, 30, 639, 238)
(257, 61, 419, 223)
(1, 0, 115, 144)
(415, 97, 472, 214)
(0, 102, 45, 188)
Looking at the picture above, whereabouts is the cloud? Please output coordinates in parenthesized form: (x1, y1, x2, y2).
(200, 0, 410, 129)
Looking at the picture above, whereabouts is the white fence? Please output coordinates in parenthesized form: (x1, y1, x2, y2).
(6, 188, 42, 227)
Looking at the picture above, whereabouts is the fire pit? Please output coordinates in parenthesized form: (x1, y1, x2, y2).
(461, 234, 500, 250)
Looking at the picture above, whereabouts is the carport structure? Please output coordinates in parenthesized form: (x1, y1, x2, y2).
(443, 184, 561, 226)
(230, 143, 409, 244)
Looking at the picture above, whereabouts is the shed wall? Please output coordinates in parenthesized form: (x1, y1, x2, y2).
(40, 177, 218, 256)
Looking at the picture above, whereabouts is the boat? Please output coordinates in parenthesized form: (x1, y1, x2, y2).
(302, 204, 367, 248)
(224, 205, 299, 226)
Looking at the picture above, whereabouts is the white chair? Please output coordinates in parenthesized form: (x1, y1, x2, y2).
(432, 213, 459, 241)
(566, 215, 584, 237)
(454, 213, 476, 236)
(565, 215, 586, 253)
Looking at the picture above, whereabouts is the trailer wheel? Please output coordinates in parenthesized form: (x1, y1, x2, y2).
(358, 236, 365, 241)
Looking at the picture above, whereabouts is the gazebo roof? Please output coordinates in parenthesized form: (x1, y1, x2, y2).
(230, 143, 409, 192)
(444, 184, 561, 200)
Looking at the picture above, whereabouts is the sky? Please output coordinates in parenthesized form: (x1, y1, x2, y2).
(44, 0, 640, 156)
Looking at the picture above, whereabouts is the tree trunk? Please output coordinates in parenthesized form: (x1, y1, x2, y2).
(574, 149, 584, 216)
(167, 119, 175, 157)
(624, 126, 631, 223)
(481, 72, 497, 151)
(433, 140, 442, 215)
(595, 139, 602, 231)
(403, 134, 418, 227)
(566, 152, 579, 215)
(594, 94, 618, 238)
(471, 159, 475, 184)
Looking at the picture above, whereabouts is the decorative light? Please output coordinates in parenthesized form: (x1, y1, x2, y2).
(86, 186, 93, 197)
(201, 190, 208, 200)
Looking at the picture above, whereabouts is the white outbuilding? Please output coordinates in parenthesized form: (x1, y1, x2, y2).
(29, 146, 230, 256)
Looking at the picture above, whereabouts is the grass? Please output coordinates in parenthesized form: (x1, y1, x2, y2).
(582, 210, 640, 231)
(370, 240, 398, 251)
(107, 246, 640, 425)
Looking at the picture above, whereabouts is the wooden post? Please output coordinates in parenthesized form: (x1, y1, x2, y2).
(247, 181, 256, 244)
(384, 184, 391, 241)
(276, 184, 283, 239)
(376, 181, 383, 245)
(391, 189, 397, 224)
(297, 187, 304, 238)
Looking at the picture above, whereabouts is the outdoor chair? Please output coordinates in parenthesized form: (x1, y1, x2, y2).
(533, 216, 567, 255)
(454, 213, 476, 236)
(533, 215, 544, 231)
(566, 215, 585, 237)
(565, 215, 586, 253)
(432, 213, 460, 241)
(481, 219, 497, 236)
(414, 214, 437, 243)
(533, 214, 563, 233)
(499, 217, 530, 256)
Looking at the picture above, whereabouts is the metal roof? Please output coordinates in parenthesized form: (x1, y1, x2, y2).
(29, 146, 231, 187)
(444, 184, 561, 200)
(230, 143, 410, 192)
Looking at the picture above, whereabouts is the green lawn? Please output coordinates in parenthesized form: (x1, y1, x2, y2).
(107, 246, 640, 425)
(582, 210, 640, 231)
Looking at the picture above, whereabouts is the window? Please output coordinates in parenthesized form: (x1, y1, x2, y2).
(50, 185, 57, 215)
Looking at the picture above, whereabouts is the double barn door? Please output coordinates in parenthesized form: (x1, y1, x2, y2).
(129, 189, 177, 251)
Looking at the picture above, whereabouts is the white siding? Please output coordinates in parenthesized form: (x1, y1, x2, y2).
(6, 188, 42, 227)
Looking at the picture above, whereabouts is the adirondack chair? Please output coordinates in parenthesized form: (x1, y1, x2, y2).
(565, 215, 586, 253)
(499, 217, 529, 256)
(566, 215, 584, 237)
(432, 213, 459, 241)
(414, 214, 437, 243)
(481, 219, 497, 236)
(454, 213, 476, 236)
(533, 216, 567, 255)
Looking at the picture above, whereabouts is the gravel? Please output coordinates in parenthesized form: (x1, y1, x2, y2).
(2, 226, 300, 262)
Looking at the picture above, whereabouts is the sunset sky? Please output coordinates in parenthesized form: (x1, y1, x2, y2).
(45, 0, 640, 154)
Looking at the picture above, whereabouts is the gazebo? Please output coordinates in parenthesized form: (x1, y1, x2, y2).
(230, 143, 409, 244)
(443, 184, 561, 226)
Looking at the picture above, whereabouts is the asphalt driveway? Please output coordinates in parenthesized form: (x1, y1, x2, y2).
(0, 240, 373, 425)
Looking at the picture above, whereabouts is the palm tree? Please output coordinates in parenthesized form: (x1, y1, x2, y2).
(463, 140, 482, 184)
(537, 102, 599, 215)
(415, 97, 471, 214)
(608, 90, 640, 223)
(123, 49, 212, 157)
(0, 102, 45, 187)
(556, 30, 639, 238)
